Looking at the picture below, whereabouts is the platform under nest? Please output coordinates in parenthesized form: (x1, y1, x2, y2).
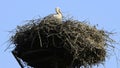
(10, 17, 114, 68)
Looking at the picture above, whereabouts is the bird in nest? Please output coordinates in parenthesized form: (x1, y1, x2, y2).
(53, 7, 62, 21)
(43, 7, 63, 23)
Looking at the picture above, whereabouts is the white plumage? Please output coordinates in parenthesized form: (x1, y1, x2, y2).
(53, 7, 62, 21)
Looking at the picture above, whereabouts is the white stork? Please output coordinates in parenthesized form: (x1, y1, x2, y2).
(53, 7, 62, 22)
(43, 7, 63, 23)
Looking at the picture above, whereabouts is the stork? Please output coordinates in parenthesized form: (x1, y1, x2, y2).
(43, 7, 63, 23)
(53, 7, 62, 22)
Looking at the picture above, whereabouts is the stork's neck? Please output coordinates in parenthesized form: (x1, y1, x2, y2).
(56, 10, 62, 15)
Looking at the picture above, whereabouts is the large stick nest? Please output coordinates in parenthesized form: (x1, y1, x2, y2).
(10, 17, 113, 68)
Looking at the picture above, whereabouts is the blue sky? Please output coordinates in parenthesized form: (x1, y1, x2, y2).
(0, 0, 120, 68)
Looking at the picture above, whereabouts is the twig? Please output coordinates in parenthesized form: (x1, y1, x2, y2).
(74, 33, 80, 44)
(37, 30, 43, 47)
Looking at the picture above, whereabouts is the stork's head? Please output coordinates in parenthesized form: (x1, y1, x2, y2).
(55, 7, 62, 15)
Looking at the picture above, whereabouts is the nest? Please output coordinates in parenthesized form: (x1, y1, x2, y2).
(10, 17, 112, 68)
